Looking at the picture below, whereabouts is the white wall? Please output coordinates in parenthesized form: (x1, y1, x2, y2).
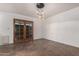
(43, 7, 79, 47)
(0, 12, 42, 45)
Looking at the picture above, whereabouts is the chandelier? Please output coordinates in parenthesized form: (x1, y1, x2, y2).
(36, 3, 45, 20)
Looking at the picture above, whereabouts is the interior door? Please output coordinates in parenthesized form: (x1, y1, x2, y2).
(14, 19, 33, 44)
(25, 22, 33, 42)
(14, 20, 24, 43)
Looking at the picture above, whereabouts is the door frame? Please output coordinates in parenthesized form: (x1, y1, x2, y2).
(13, 18, 34, 44)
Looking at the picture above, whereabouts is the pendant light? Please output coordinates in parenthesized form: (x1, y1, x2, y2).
(36, 3, 45, 20)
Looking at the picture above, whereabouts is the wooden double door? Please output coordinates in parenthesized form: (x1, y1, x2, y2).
(14, 19, 33, 43)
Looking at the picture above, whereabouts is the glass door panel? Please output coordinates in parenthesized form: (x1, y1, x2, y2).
(25, 23, 33, 41)
(15, 22, 20, 42)
(19, 22, 24, 42)
(15, 20, 24, 43)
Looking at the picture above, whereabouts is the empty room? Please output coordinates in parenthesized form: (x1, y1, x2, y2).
(0, 3, 79, 56)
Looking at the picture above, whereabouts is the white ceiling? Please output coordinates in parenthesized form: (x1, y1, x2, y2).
(0, 3, 79, 18)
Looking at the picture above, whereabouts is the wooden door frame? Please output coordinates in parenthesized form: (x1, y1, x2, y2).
(13, 18, 34, 44)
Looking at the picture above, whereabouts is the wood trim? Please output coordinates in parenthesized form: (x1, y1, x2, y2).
(13, 19, 15, 43)
(14, 18, 33, 23)
(32, 21, 34, 41)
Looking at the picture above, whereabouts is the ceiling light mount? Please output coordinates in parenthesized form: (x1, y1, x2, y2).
(36, 3, 45, 9)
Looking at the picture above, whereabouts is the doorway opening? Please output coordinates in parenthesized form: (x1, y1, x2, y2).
(13, 18, 33, 44)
